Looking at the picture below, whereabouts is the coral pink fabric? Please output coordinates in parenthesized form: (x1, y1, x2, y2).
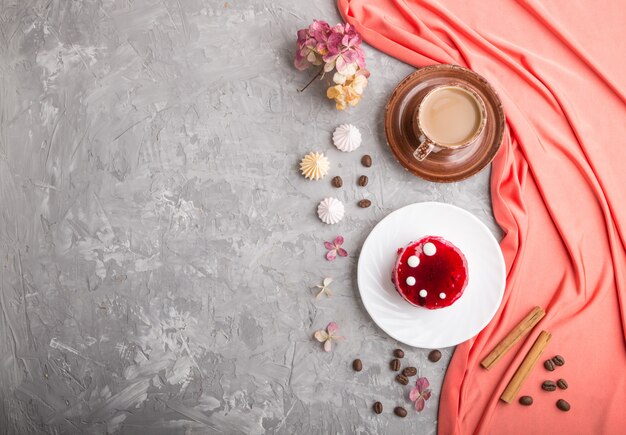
(338, 1, 626, 433)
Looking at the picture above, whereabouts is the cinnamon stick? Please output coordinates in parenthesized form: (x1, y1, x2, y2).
(500, 330, 552, 403)
(481, 306, 545, 370)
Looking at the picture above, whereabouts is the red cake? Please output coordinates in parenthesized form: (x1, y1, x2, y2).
(392, 236, 469, 309)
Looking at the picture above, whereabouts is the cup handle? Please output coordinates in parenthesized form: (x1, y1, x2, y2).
(413, 138, 435, 161)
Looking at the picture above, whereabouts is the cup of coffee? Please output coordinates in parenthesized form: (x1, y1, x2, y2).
(412, 84, 486, 161)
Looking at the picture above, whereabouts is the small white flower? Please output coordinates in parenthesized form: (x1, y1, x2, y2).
(315, 277, 334, 298)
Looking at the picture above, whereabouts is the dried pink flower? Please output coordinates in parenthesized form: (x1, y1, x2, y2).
(294, 20, 369, 109)
(313, 322, 345, 352)
(409, 377, 432, 412)
(324, 235, 348, 261)
(323, 23, 365, 74)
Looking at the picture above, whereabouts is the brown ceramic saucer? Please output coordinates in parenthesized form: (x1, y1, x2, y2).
(384, 64, 505, 182)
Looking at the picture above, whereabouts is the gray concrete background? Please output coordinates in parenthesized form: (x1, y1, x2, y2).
(0, 0, 499, 433)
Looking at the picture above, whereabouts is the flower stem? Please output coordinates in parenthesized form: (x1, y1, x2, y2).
(298, 67, 324, 92)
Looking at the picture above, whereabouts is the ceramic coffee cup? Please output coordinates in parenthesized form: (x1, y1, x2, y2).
(412, 84, 487, 161)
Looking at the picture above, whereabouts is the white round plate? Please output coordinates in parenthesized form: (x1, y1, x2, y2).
(357, 202, 506, 348)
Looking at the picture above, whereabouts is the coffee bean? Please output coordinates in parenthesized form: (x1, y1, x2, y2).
(402, 367, 417, 377)
(552, 355, 565, 366)
(373, 401, 383, 414)
(395, 374, 409, 385)
(358, 199, 371, 208)
(428, 349, 442, 362)
(394, 407, 407, 417)
(541, 380, 557, 392)
(519, 396, 533, 406)
(357, 175, 369, 187)
(390, 359, 401, 371)
(544, 359, 556, 371)
(361, 154, 372, 167)
(331, 176, 343, 188)
(393, 349, 405, 358)
(556, 379, 568, 390)
(556, 399, 571, 412)
(352, 359, 363, 372)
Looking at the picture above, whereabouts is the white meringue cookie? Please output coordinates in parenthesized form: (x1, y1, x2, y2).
(332, 124, 362, 152)
(300, 152, 330, 180)
(317, 197, 345, 224)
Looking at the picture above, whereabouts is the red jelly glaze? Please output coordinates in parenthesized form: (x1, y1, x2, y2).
(392, 236, 468, 309)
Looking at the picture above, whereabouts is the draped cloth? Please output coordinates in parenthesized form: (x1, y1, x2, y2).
(337, 1, 626, 433)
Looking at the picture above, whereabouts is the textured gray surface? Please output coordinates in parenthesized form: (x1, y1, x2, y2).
(0, 0, 499, 433)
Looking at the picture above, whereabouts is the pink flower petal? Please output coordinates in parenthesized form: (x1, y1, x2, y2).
(356, 56, 366, 69)
(326, 33, 342, 55)
(324, 241, 335, 250)
(323, 339, 332, 352)
(415, 377, 430, 392)
(296, 29, 308, 43)
(415, 398, 426, 412)
(337, 247, 348, 257)
(314, 330, 328, 342)
(422, 390, 432, 401)
(326, 322, 339, 335)
(409, 386, 420, 402)
(333, 235, 344, 246)
(342, 49, 358, 64)
(331, 23, 345, 34)
(348, 31, 362, 46)
(326, 249, 337, 261)
(294, 57, 308, 70)
(309, 20, 331, 41)
(335, 55, 347, 73)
